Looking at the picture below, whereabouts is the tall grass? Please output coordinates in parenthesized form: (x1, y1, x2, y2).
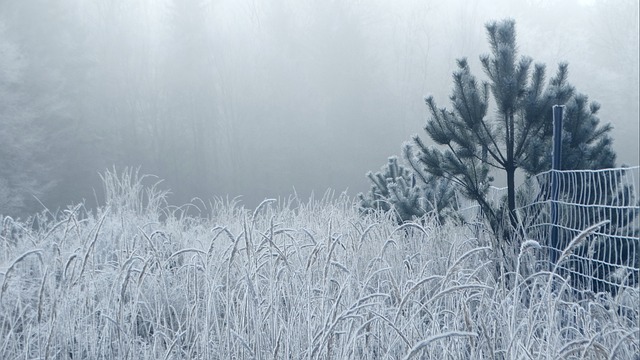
(0, 169, 637, 359)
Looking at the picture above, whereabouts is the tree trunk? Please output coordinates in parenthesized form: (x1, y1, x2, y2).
(506, 165, 518, 230)
(506, 112, 519, 242)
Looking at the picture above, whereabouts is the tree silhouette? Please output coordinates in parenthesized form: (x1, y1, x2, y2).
(408, 19, 616, 259)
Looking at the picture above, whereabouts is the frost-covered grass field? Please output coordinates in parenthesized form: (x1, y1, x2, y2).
(1, 170, 638, 359)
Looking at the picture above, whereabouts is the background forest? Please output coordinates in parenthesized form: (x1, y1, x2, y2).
(1, 0, 638, 217)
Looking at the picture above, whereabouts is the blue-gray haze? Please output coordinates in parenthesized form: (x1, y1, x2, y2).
(0, 0, 638, 214)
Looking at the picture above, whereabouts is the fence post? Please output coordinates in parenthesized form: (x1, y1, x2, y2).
(550, 105, 564, 266)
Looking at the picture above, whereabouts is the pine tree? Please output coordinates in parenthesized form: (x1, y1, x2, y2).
(408, 19, 618, 261)
(359, 146, 459, 225)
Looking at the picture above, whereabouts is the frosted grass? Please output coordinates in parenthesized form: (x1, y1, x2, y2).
(0, 169, 637, 359)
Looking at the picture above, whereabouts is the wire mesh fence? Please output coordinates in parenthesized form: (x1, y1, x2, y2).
(453, 166, 639, 303)
(517, 166, 639, 298)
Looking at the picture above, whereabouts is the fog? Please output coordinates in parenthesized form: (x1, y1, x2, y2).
(1, 0, 638, 214)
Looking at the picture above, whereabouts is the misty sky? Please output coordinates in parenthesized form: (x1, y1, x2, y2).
(1, 0, 638, 211)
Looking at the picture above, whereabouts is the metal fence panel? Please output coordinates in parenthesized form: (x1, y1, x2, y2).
(517, 166, 639, 297)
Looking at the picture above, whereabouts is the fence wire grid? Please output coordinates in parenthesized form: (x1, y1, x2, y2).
(516, 166, 639, 298)
(455, 166, 639, 303)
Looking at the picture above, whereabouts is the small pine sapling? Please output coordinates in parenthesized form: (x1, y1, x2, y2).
(358, 150, 459, 225)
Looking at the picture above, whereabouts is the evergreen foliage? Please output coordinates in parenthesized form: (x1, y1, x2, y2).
(401, 19, 636, 293)
(408, 19, 617, 250)
(358, 147, 459, 225)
